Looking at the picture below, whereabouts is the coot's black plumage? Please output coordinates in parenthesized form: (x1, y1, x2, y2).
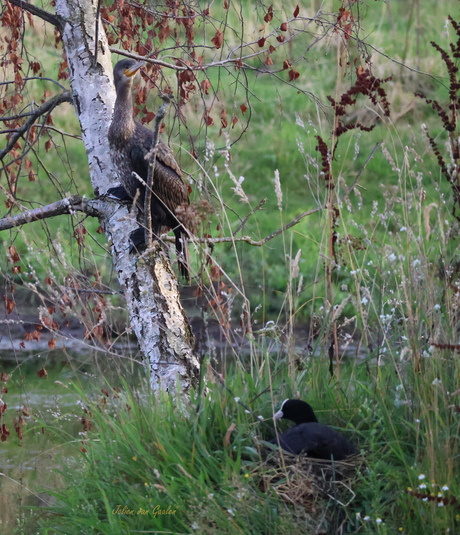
(107, 59, 190, 280)
(270, 399, 355, 461)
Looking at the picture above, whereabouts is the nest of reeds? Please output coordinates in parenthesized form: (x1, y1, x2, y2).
(256, 450, 365, 533)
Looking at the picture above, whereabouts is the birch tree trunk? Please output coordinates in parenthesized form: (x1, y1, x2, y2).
(53, 0, 200, 395)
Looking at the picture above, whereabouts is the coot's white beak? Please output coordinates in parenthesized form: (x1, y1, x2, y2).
(273, 410, 284, 420)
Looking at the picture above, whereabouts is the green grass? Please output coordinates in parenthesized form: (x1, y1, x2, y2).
(27, 352, 459, 534)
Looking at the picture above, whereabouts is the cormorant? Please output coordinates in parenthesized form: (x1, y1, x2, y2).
(270, 399, 355, 461)
(108, 58, 190, 280)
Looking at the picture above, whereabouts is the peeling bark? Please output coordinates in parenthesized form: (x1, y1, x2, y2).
(53, 0, 199, 395)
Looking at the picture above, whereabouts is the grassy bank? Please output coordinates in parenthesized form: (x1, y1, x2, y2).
(29, 349, 459, 534)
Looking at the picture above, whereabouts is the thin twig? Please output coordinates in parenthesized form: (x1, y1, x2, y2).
(30, 124, 82, 140)
(62, 287, 123, 296)
(156, 206, 322, 246)
(144, 95, 172, 246)
(0, 91, 72, 161)
(0, 77, 67, 90)
(233, 198, 267, 236)
(93, 0, 102, 69)
(346, 142, 380, 195)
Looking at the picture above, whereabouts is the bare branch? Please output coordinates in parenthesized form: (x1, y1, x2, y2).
(346, 142, 380, 195)
(9, 0, 63, 30)
(0, 195, 321, 248)
(158, 206, 322, 247)
(30, 124, 82, 140)
(0, 195, 103, 231)
(0, 91, 73, 162)
(0, 77, 67, 91)
(145, 95, 172, 246)
(109, 48, 189, 71)
(93, 0, 102, 68)
(0, 195, 84, 231)
(233, 198, 267, 236)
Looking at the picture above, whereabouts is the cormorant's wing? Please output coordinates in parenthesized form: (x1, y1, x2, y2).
(130, 123, 189, 217)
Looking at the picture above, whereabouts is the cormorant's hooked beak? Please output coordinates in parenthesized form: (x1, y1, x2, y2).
(124, 61, 145, 78)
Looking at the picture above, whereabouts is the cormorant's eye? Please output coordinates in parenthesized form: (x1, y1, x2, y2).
(124, 62, 144, 78)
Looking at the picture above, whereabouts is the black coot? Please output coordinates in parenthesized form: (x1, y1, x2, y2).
(270, 399, 355, 461)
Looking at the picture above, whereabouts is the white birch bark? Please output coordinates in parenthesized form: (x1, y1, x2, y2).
(53, 0, 199, 395)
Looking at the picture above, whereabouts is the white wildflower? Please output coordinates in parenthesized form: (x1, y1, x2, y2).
(290, 249, 301, 279)
(274, 169, 283, 212)
(295, 113, 305, 129)
(229, 172, 249, 203)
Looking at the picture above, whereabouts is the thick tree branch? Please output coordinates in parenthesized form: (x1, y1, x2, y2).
(9, 0, 64, 30)
(0, 195, 95, 231)
(0, 91, 73, 161)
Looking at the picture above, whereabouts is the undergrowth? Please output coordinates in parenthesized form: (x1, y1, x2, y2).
(27, 351, 459, 535)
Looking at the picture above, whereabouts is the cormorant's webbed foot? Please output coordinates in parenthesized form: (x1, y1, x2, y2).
(129, 227, 146, 254)
(106, 185, 132, 202)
